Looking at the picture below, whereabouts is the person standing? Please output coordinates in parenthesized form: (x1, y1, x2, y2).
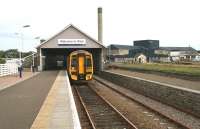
(18, 65, 23, 78)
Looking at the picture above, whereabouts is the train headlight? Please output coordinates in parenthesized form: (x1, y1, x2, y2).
(86, 74, 92, 80)
(71, 75, 77, 80)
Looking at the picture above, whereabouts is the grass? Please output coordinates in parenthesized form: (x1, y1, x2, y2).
(111, 63, 200, 76)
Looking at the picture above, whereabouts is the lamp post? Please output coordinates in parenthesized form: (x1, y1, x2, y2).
(15, 25, 31, 77)
(14, 32, 21, 60)
(32, 52, 35, 69)
(109, 45, 111, 64)
(34, 36, 40, 49)
(31, 36, 40, 72)
(20, 25, 31, 65)
(31, 52, 36, 72)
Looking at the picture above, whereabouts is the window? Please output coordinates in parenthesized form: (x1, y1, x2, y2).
(85, 57, 92, 67)
(71, 57, 77, 67)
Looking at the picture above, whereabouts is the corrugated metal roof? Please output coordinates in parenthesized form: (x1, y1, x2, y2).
(109, 44, 133, 49)
(158, 47, 197, 51)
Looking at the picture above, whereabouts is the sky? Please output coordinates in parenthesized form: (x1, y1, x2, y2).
(0, 0, 200, 52)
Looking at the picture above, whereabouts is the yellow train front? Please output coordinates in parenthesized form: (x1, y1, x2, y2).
(68, 50, 93, 82)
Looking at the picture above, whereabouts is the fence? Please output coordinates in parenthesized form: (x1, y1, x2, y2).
(0, 63, 18, 77)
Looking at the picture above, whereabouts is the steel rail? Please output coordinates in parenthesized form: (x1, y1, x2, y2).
(75, 84, 138, 129)
(88, 85, 138, 129)
(74, 86, 97, 129)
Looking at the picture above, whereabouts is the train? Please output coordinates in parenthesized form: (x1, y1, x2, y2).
(68, 50, 93, 81)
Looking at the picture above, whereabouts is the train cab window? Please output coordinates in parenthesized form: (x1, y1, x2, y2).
(71, 57, 77, 67)
(85, 57, 92, 67)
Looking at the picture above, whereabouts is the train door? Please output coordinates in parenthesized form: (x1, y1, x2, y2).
(78, 54, 85, 80)
(78, 55, 84, 74)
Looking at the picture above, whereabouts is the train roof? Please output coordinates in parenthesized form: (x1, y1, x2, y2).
(70, 50, 92, 55)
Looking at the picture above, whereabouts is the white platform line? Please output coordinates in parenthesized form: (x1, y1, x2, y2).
(65, 71, 81, 129)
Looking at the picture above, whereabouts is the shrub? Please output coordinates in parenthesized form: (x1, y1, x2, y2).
(0, 58, 6, 64)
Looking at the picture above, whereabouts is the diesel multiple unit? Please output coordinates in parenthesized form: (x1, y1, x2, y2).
(68, 50, 93, 81)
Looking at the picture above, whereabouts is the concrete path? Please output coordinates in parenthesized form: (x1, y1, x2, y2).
(0, 71, 59, 129)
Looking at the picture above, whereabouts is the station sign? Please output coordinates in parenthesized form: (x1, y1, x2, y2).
(58, 39, 86, 45)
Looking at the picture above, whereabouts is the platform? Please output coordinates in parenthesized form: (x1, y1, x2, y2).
(0, 72, 39, 91)
(0, 71, 80, 129)
(30, 71, 81, 129)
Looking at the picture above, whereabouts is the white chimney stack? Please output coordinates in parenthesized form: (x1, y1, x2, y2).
(98, 7, 103, 43)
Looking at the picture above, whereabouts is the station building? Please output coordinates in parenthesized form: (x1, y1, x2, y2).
(36, 24, 106, 73)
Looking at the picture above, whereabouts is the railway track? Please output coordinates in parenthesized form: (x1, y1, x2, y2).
(72, 87, 93, 129)
(92, 77, 191, 129)
(74, 84, 138, 129)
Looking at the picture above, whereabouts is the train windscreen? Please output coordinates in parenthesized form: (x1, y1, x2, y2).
(71, 56, 77, 67)
(85, 56, 92, 67)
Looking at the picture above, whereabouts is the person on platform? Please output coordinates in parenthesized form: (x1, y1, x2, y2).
(18, 65, 23, 78)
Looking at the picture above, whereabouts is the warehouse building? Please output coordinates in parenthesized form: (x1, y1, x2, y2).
(133, 40, 159, 49)
(107, 44, 133, 56)
(106, 44, 133, 62)
(154, 47, 198, 62)
(129, 40, 159, 62)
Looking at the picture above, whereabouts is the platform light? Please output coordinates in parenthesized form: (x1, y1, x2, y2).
(20, 25, 31, 65)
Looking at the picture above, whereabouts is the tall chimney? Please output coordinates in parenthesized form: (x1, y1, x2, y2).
(98, 7, 103, 43)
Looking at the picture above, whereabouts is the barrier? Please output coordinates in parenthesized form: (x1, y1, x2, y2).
(0, 63, 18, 77)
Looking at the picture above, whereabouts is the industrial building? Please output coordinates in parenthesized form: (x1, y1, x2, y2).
(130, 40, 159, 57)
(133, 40, 159, 49)
(154, 47, 198, 62)
(106, 44, 133, 62)
(36, 8, 106, 72)
(108, 40, 198, 63)
(107, 40, 159, 63)
(107, 44, 133, 56)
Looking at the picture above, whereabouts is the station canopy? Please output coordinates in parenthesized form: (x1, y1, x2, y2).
(36, 24, 105, 71)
